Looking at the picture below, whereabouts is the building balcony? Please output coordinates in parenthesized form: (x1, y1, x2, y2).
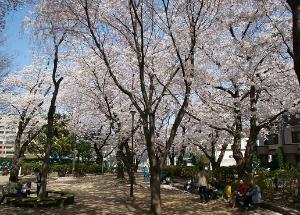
(257, 146, 269, 155)
(283, 144, 300, 154)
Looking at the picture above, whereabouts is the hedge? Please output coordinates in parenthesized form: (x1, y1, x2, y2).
(22, 162, 107, 176)
(162, 165, 199, 178)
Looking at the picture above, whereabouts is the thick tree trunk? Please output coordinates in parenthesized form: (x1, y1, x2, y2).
(116, 144, 125, 179)
(10, 158, 22, 180)
(40, 105, 55, 198)
(9, 118, 25, 180)
(243, 135, 258, 172)
(94, 143, 103, 165)
(149, 159, 161, 215)
(143, 113, 162, 215)
(288, 0, 300, 84)
(10, 151, 21, 181)
(231, 100, 244, 176)
(287, 7, 300, 201)
(239, 85, 259, 176)
(211, 162, 220, 172)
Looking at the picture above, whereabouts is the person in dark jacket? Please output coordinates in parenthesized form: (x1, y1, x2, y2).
(34, 168, 42, 196)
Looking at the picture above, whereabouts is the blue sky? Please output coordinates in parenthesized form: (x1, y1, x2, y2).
(2, 5, 32, 71)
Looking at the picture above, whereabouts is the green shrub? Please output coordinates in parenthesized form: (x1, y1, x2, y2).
(256, 168, 300, 200)
(22, 162, 107, 176)
(162, 165, 199, 178)
(213, 166, 238, 180)
(22, 162, 42, 175)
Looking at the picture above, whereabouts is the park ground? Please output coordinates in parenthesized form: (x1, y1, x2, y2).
(0, 174, 283, 215)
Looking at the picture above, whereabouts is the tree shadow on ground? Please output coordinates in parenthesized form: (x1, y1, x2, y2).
(0, 175, 277, 215)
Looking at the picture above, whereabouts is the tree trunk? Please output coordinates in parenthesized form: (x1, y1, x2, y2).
(143, 113, 162, 215)
(40, 104, 55, 198)
(211, 162, 220, 173)
(287, 5, 300, 203)
(243, 135, 258, 173)
(10, 151, 22, 181)
(177, 145, 186, 166)
(39, 39, 64, 198)
(134, 158, 140, 173)
(169, 145, 175, 165)
(149, 159, 161, 215)
(9, 118, 25, 180)
(288, 0, 300, 84)
(72, 135, 76, 176)
(239, 85, 259, 176)
(94, 143, 103, 165)
(116, 144, 125, 179)
(231, 100, 244, 176)
(10, 157, 22, 180)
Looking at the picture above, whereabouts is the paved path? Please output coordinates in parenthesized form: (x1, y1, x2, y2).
(0, 174, 282, 215)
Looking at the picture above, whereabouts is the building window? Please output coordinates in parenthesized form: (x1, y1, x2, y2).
(264, 134, 278, 145)
(292, 131, 300, 143)
(0, 131, 4, 134)
(0, 141, 3, 144)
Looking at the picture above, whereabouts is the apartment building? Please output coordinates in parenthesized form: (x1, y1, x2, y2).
(257, 114, 300, 165)
(0, 114, 18, 157)
(215, 138, 248, 167)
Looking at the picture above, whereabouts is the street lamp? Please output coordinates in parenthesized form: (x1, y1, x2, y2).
(130, 106, 136, 197)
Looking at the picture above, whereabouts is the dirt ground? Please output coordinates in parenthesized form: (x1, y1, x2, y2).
(0, 174, 282, 215)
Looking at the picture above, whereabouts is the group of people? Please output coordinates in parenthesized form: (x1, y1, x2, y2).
(0, 168, 42, 204)
(228, 179, 262, 211)
(185, 167, 262, 211)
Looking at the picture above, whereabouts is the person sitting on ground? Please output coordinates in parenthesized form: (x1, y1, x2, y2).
(184, 178, 194, 192)
(232, 179, 248, 208)
(34, 168, 42, 196)
(0, 175, 22, 204)
(224, 180, 232, 202)
(238, 179, 262, 211)
(197, 166, 209, 203)
(211, 177, 223, 198)
(21, 181, 32, 197)
(211, 177, 219, 190)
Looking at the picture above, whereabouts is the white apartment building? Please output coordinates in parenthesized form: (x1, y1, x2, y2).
(215, 138, 248, 167)
(0, 114, 18, 157)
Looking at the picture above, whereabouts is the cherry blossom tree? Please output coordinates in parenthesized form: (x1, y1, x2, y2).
(193, 0, 300, 175)
(27, 0, 74, 197)
(42, 1, 219, 213)
(0, 60, 50, 180)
